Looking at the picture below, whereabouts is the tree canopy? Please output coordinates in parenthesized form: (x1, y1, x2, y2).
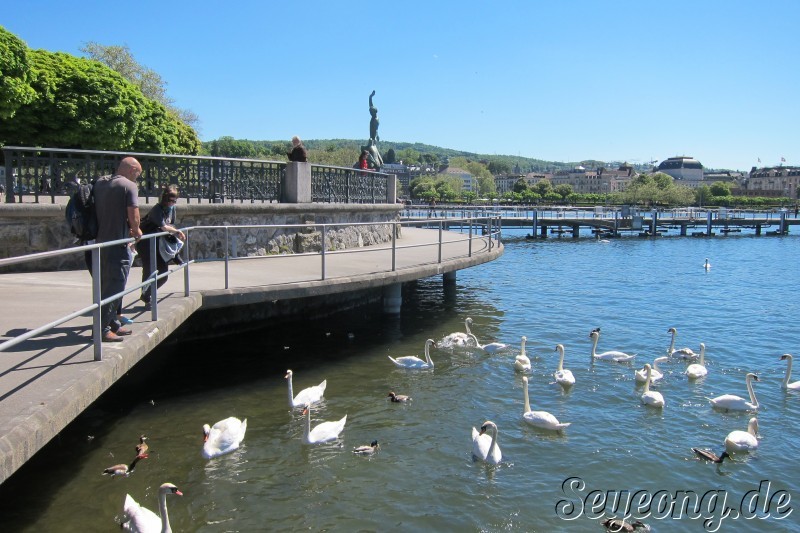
(0, 26, 36, 120)
(0, 27, 200, 154)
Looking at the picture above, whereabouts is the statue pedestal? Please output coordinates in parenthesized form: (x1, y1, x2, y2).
(283, 162, 311, 203)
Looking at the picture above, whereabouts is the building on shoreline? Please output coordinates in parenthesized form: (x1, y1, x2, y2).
(743, 165, 799, 199)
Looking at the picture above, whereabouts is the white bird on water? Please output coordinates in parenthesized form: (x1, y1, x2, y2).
(439, 317, 474, 349)
(513, 336, 531, 372)
(724, 417, 759, 453)
(121, 482, 182, 533)
(685, 343, 708, 379)
(589, 328, 635, 362)
(709, 373, 759, 412)
(780, 354, 800, 390)
(635, 356, 668, 384)
(285, 369, 327, 408)
(471, 420, 502, 464)
(704, 258, 711, 270)
(388, 339, 435, 369)
(640, 364, 665, 408)
(553, 344, 575, 387)
(521, 376, 571, 431)
(202, 417, 247, 459)
(666, 327, 697, 359)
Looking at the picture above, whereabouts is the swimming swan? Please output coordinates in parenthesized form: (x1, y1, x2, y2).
(302, 403, 347, 444)
(635, 356, 668, 384)
(285, 369, 327, 408)
(388, 339, 435, 369)
(780, 354, 800, 390)
(467, 333, 509, 354)
(709, 373, 759, 412)
(121, 482, 182, 533)
(521, 376, 571, 430)
(685, 343, 708, 379)
(471, 420, 502, 464)
(553, 344, 575, 387)
(589, 328, 635, 362)
(667, 327, 697, 359)
(202, 417, 247, 459)
(640, 364, 665, 408)
(513, 336, 531, 372)
(439, 317, 475, 348)
(724, 417, 759, 453)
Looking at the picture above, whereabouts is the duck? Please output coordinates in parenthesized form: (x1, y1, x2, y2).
(467, 333, 509, 354)
(121, 482, 182, 533)
(589, 328, 635, 362)
(602, 517, 649, 532)
(513, 336, 531, 372)
(135, 435, 149, 457)
(724, 417, 760, 453)
(780, 354, 800, 390)
(640, 364, 665, 408)
(634, 356, 667, 384)
(388, 339, 435, 369)
(302, 403, 347, 444)
(709, 373, 759, 412)
(521, 376, 571, 431)
(692, 447, 730, 464)
(439, 317, 475, 349)
(471, 420, 502, 464)
(103, 454, 147, 477)
(202, 417, 247, 459)
(666, 327, 697, 359)
(685, 343, 708, 379)
(285, 369, 327, 408)
(353, 440, 379, 455)
(553, 344, 575, 387)
(387, 391, 411, 402)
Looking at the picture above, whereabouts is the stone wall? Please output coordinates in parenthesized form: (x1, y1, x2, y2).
(0, 202, 402, 272)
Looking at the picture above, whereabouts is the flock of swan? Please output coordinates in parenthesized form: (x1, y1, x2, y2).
(106, 319, 797, 531)
(438, 320, 798, 466)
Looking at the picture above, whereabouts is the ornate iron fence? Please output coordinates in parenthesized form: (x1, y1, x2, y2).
(2, 146, 392, 204)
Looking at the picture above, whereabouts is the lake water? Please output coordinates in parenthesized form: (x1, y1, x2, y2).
(1, 229, 799, 532)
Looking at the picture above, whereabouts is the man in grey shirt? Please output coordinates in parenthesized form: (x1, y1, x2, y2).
(93, 157, 142, 342)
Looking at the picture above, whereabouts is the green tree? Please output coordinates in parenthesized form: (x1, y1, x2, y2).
(695, 185, 712, 206)
(532, 179, 553, 196)
(512, 178, 528, 193)
(487, 160, 511, 175)
(651, 172, 674, 189)
(554, 184, 574, 199)
(80, 42, 199, 128)
(384, 148, 396, 164)
(710, 181, 732, 196)
(0, 26, 36, 120)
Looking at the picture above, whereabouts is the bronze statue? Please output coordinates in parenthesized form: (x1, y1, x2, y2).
(369, 90, 379, 143)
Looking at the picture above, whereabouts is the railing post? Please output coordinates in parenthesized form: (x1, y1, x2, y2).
(149, 237, 158, 321)
(391, 222, 397, 271)
(91, 247, 102, 361)
(224, 227, 230, 289)
(468, 218, 473, 257)
(321, 224, 327, 280)
(183, 230, 190, 296)
(438, 221, 443, 263)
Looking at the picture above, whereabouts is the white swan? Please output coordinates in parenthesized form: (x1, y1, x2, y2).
(704, 258, 711, 270)
(780, 354, 800, 390)
(685, 343, 708, 379)
(471, 420, 502, 464)
(121, 482, 182, 533)
(634, 356, 667, 384)
(709, 373, 759, 412)
(439, 317, 474, 348)
(553, 344, 575, 387)
(513, 336, 531, 372)
(302, 403, 347, 444)
(467, 333, 509, 354)
(202, 417, 247, 459)
(724, 417, 759, 453)
(589, 328, 635, 362)
(388, 339, 435, 369)
(521, 376, 571, 430)
(667, 327, 697, 359)
(285, 369, 326, 408)
(640, 364, 665, 408)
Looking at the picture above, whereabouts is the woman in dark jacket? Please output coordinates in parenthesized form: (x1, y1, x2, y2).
(137, 185, 185, 308)
(287, 136, 308, 162)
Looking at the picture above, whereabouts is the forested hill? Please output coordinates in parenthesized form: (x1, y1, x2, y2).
(200, 137, 635, 173)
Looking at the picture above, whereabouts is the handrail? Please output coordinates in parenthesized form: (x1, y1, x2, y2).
(0, 216, 500, 360)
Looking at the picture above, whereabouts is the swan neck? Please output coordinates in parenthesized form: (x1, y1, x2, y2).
(523, 380, 532, 413)
(425, 342, 433, 367)
(784, 357, 793, 387)
(287, 375, 294, 405)
(746, 376, 758, 407)
(699, 346, 705, 365)
(159, 492, 171, 533)
(304, 405, 311, 440)
(590, 335, 598, 357)
(668, 332, 676, 354)
(557, 347, 565, 370)
(488, 425, 498, 454)
(643, 368, 651, 393)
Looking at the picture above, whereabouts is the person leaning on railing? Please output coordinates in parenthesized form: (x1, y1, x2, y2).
(136, 185, 186, 310)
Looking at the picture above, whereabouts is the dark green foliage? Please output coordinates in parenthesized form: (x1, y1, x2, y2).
(0, 26, 36, 120)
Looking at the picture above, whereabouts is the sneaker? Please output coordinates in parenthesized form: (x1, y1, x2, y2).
(118, 316, 134, 325)
(102, 331, 124, 343)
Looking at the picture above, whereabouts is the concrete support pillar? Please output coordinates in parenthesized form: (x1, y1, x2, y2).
(755, 224, 762, 236)
(706, 212, 713, 236)
(283, 162, 312, 203)
(572, 225, 580, 239)
(443, 271, 457, 285)
(386, 174, 397, 204)
(540, 224, 548, 238)
(383, 283, 402, 314)
(680, 223, 687, 236)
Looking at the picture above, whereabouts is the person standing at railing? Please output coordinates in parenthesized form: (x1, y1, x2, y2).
(286, 136, 308, 162)
(93, 157, 142, 343)
(137, 185, 185, 309)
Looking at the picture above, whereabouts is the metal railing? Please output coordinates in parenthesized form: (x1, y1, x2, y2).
(0, 216, 500, 360)
(2, 146, 392, 205)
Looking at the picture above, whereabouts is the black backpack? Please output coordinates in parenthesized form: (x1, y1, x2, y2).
(65, 180, 98, 242)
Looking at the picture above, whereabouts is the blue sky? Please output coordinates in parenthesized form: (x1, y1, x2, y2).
(5, 0, 798, 171)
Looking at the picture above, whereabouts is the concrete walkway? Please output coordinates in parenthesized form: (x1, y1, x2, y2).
(0, 227, 502, 484)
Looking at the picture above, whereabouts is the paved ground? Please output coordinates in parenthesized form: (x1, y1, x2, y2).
(0, 227, 502, 484)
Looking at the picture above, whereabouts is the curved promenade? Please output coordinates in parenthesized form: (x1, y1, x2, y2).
(0, 227, 502, 485)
